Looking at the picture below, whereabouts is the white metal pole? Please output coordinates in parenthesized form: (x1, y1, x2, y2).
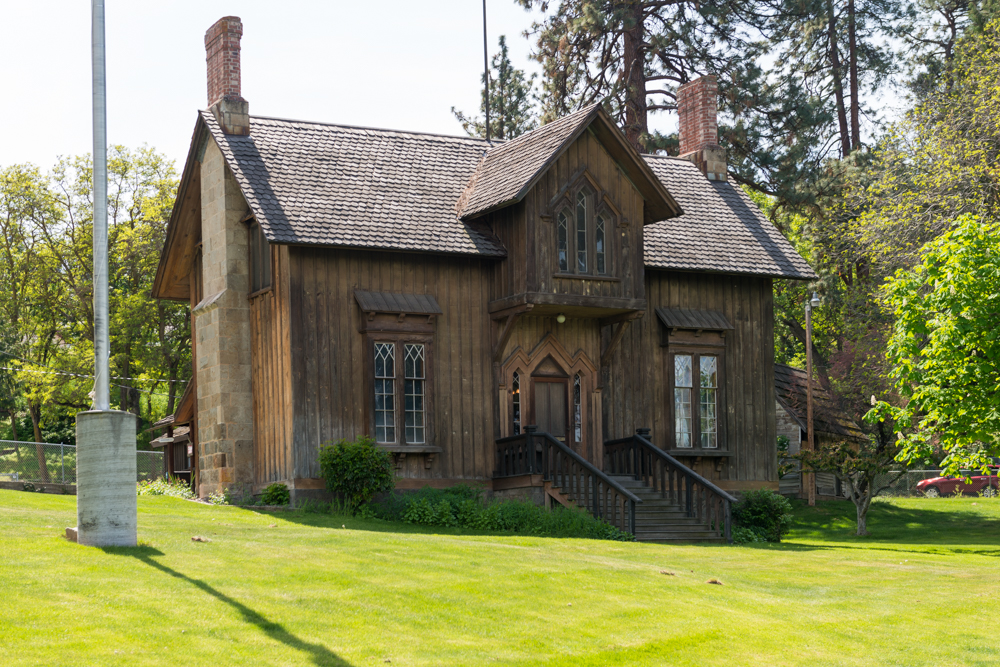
(92, 0, 110, 411)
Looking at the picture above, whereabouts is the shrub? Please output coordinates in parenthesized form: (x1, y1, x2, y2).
(732, 488, 793, 542)
(318, 435, 394, 513)
(137, 477, 195, 500)
(261, 482, 290, 506)
(368, 485, 634, 541)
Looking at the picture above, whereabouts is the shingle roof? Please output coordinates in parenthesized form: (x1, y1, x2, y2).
(655, 307, 734, 331)
(642, 156, 816, 279)
(458, 104, 601, 219)
(354, 290, 442, 315)
(201, 111, 506, 257)
(774, 364, 865, 440)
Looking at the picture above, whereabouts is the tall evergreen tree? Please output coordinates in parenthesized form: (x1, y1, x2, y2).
(453, 35, 538, 140)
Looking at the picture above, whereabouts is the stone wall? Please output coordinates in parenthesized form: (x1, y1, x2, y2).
(193, 138, 254, 497)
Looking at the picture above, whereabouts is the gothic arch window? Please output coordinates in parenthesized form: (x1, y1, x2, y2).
(554, 183, 613, 277)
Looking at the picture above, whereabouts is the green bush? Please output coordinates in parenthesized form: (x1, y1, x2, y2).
(261, 482, 290, 506)
(366, 485, 634, 541)
(318, 435, 394, 513)
(732, 489, 793, 542)
(137, 477, 195, 500)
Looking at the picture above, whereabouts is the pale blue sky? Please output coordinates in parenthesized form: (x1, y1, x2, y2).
(0, 0, 587, 171)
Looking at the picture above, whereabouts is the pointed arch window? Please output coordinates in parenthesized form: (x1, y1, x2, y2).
(554, 186, 612, 277)
(512, 371, 522, 435)
(573, 374, 583, 444)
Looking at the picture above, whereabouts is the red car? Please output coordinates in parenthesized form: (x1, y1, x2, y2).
(917, 471, 999, 498)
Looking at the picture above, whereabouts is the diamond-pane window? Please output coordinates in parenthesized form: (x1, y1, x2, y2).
(595, 213, 606, 275)
(404, 344, 425, 444)
(576, 191, 588, 273)
(573, 374, 583, 443)
(512, 372, 521, 435)
(557, 211, 569, 272)
(700, 355, 718, 448)
(674, 354, 693, 448)
(374, 342, 395, 443)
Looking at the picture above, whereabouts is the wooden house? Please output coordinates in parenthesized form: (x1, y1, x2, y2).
(775, 363, 864, 498)
(151, 17, 816, 539)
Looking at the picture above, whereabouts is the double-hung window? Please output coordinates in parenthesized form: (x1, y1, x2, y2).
(371, 340, 432, 446)
(672, 352, 721, 450)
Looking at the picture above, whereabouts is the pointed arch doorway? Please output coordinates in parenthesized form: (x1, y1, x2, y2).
(500, 334, 601, 463)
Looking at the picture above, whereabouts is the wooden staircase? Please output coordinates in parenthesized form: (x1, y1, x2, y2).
(495, 427, 736, 543)
(607, 475, 727, 543)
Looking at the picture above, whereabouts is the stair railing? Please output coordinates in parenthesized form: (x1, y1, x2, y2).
(495, 426, 641, 535)
(604, 429, 737, 542)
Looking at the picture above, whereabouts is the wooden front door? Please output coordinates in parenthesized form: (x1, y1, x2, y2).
(532, 378, 568, 442)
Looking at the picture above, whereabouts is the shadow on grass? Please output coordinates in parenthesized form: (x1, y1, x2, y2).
(101, 545, 353, 666)
(770, 498, 1000, 556)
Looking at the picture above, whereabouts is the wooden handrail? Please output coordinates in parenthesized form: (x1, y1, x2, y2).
(494, 427, 640, 535)
(604, 429, 735, 542)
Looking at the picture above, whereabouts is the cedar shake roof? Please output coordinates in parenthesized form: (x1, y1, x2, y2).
(643, 156, 817, 279)
(774, 364, 865, 440)
(458, 103, 680, 223)
(191, 108, 812, 278)
(201, 111, 506, 257)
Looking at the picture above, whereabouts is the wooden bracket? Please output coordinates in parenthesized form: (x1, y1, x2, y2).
(394, 452, 406, 470)
(424, 453, 435, 470)
(600, 311, 643, 366)
(494, 310, 526, 363)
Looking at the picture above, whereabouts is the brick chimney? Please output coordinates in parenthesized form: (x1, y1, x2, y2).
(677, 75, 726, 181)
(205, 16, 249, 135)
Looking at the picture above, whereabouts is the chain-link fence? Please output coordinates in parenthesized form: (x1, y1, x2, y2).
(0, 440, 162, 485)
(873, 470, 981, 497)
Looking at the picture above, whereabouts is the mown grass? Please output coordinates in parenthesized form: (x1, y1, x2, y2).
(1, 490, 997, 666)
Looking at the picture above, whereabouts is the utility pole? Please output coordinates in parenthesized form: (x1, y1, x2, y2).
(805, 292, 820, 507)
(483, 0, 491, 143)
(71, 0, 138, 547)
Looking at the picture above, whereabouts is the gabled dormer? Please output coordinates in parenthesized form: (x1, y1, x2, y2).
(458, 104, 682, 319)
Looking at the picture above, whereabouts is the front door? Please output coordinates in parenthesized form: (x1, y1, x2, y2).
(532, 379, 568, 442)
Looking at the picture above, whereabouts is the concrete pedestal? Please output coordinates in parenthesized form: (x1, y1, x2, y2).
(75, 410, 137, 547)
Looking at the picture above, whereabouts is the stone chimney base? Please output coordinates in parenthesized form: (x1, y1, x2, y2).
(210, 98, 250, 136)
(680, 145, 728, 182)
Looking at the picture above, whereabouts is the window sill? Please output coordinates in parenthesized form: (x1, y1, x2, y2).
(552, 273, 621, 282)
(667, 449, 731, 458)
(376, 444, 442, 454)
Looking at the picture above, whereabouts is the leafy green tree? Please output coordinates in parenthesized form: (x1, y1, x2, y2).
(882, 215, 1000, 475)
(453, 35, 538, 140)
(798, 400, 913, 536)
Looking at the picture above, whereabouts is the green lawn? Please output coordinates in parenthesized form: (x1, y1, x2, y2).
(1, 491, 998, 666)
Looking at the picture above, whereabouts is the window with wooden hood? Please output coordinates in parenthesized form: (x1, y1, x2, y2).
(555, 185, 613, 278)
(355, 290, 441, 450)
(658, 307, 732, 455)
(249, 220, 271, 293)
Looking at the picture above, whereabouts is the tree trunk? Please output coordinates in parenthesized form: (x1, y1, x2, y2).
(622, 0, 647, 152)
(847, 0, 860, 151)
(29, 402, 50, 483)
(855, 501, 868, 536)
(4, 409, 23, 464)
(827, 0, 851, 158)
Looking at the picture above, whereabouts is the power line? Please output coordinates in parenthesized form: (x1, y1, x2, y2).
(0, 350, 188, 384)
(0, 365, 177, 398)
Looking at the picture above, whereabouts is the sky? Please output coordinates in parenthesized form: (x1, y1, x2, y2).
(0, 0, 584, 172)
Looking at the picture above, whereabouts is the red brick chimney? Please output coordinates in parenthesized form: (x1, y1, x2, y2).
(205, 16, 249, 136)
(677, 75, 726, 181)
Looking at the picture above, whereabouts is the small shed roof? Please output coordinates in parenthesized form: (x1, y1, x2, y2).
(774, 364, 864, 440)
(656, 307, 733, 331)
(354, 290, 442, 315)
(150, 425, 190, 449)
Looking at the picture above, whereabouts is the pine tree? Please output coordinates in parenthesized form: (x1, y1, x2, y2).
(453, 35, 539, 140)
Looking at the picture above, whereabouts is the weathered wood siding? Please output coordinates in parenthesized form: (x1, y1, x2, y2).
(487, 130, 646, 303)
(285, 247, 496, 482)
(249, 245, 295, 488)
(604, 271, 777, 484)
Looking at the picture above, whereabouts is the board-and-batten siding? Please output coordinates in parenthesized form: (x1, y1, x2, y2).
(605, 271, 777, 484)
(249, 245, 295, 488)
(283, 247, 496, 483)
(487, 129, 645, 303)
